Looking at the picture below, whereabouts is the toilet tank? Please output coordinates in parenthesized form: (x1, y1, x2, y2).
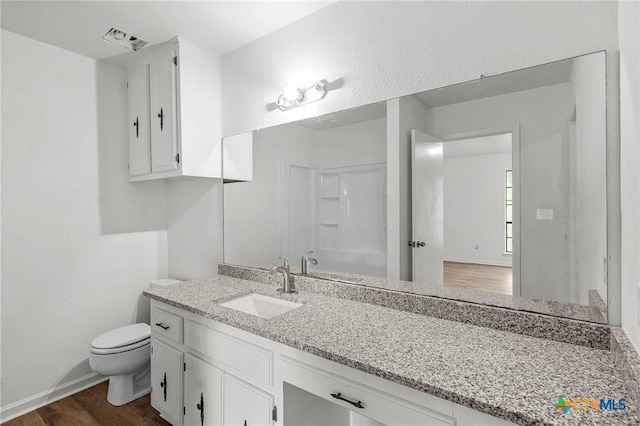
(149, 278, 183, 289)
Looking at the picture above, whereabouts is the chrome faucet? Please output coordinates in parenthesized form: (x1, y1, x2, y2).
(271, 256, 294, 293)
(301, 251, 318, 276)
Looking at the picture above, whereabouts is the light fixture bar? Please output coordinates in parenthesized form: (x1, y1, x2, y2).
(276, 80, 328, 111)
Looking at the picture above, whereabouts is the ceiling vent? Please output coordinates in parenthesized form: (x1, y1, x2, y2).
(101, 28, 148, 51)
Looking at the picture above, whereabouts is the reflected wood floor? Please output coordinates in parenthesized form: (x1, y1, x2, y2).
(444, 261, 513, 295)
(3, 382, 170, 426)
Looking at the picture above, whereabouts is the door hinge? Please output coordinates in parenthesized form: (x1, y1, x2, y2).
(183, 362, 186, 372)
(183, 406, 186, 415)
(173, 56, 178, 66)
(176, 153, 180, 163)
(272, 405, 277, 422)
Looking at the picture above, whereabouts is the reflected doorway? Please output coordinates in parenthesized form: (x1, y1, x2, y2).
(411, 131, 516, 296)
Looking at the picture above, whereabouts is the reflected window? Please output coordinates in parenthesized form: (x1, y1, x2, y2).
(505, 170, 513, 253)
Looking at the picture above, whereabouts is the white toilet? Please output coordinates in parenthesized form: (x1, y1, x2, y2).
(89, 323, 151, 406)
(89, 279, 183, 406)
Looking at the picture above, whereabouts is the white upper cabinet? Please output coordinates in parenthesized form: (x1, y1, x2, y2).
(127, 37, 221, 181)
(149, 46, 179, 174)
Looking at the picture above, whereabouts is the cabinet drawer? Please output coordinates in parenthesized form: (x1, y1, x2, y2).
(281, 357, 454, 426)
(185, 320, 273, 387)
(151, 307, 183, 344)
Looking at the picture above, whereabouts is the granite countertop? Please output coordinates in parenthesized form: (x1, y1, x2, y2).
(144, 275, 637, 426)
(302, 268, 606, 324)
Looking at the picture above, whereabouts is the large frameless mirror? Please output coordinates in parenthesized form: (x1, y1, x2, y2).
(223, 51, 607, 323)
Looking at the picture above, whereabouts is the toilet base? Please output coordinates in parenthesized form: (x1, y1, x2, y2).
(106, 365, 150, 406)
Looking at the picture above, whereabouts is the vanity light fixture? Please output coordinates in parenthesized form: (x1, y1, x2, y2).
(276, 80, 328, 111)
(102, 28, 148, 51)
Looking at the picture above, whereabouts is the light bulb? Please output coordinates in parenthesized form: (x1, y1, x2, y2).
(282, 86, 302, 102)
(112, 30, 126, 40)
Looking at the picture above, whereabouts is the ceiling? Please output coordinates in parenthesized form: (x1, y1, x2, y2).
(1, 1, 334, 67)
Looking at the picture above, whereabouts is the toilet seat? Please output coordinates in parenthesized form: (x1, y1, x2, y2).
(91, 323, 150, 355)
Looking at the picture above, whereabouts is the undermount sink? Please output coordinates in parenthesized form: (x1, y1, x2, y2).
(219, 294, 302, 319)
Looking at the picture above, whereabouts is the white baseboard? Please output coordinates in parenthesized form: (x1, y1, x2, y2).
(0, 373, 107, 422)
(444, 257, 512, 268)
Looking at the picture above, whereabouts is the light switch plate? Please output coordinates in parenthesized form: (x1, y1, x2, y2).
(536, 208, 554, 220)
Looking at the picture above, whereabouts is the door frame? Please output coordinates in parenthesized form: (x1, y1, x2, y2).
(437, 125, 521, 297)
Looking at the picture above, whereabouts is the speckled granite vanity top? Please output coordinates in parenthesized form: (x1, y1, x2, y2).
(144, 275, 638, 425)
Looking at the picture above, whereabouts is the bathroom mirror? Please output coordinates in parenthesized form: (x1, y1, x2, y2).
(223, 51, 607, 323)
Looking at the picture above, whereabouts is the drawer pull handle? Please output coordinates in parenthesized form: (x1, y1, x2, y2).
(155, 322, 170, 330)
(331, 392, 364, 409)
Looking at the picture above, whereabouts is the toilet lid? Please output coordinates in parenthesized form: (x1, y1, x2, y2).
(91, 323, 150, 350)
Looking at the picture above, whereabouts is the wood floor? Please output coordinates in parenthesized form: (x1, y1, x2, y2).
(3, 382, 170, 426)
(444, 261, 513, 295)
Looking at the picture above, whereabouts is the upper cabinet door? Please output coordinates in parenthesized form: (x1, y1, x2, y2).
(149, 47, 179, 174)
(127, 66, 151, 177)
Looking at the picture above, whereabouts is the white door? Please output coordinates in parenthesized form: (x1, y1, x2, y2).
(149, 48, 179, 173)
(411, 130, 444, 285)
(184, 354, 223, 426)
(223, 374, 274, 426)
(127, 66, 150, 177)
(150, 339, 183, 423)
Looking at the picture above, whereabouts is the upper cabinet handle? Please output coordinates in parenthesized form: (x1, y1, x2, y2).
(158, 108, 164, 131)
(133, 117, 139, 138)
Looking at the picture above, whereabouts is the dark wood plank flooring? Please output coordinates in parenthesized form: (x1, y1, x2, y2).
(3, 382, 170, 426)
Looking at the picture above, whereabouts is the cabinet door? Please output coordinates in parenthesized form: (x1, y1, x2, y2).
(127, 66, 151, 177)
(150, 338, 183, 423)
(223, 375, 273, 426)
(184, 354, 223, 426)
(149, 47, 179, 174)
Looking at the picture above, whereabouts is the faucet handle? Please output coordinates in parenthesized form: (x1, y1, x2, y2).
(279, 256, 290, 269)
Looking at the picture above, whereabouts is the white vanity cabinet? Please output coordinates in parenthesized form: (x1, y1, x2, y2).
(127, 37, 222, 181)
(184, 354, 223, 426)
(150, 301, 277, 426)
(149, 300, 515, 426)
(150, 338, 183, 424)
(223, 375, 275, 426)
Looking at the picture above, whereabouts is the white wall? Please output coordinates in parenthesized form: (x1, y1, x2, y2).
(315, 118, 386, 167)
(166, 179, 223, 280)
(220, 1, 617, 137)
(386, 96, 430, 281)
(224, 123, 317, 270)
(1, 30, 168, 414)
(569, 53, 607, 305)
(425, 84, 574, 303)
(619, 1, 640, 352)
(219, 0, 618, 301)
(224, 118, 386, 273)
(444, 150, 513, 267)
